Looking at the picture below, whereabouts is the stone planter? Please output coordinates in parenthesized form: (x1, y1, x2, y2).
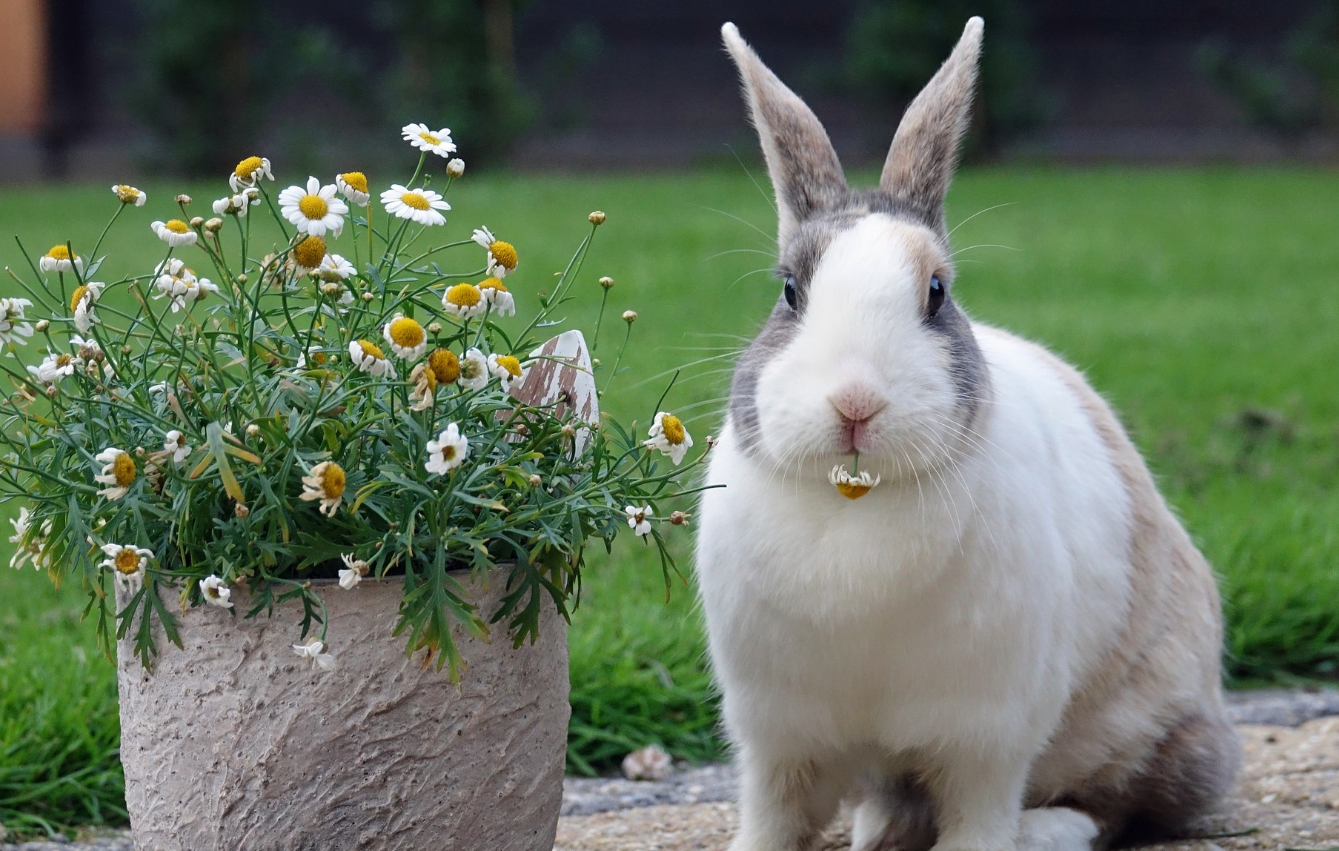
(116, 574, 570, 851)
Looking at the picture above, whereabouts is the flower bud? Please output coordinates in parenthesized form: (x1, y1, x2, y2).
(246, 424, 260, 437)
(670, 511, 691, 526)
(599, 276, 615, 290)
(34, 319, 49, 332)
(561, 424, 576, 438)
(622, 310, 637, 323)
(205, 217, 224, 232)
(175, 194, 192, 205)
(528, 474, 542, 488)
(592, 357, 601, 367)
(235, 503, 250, 519)
(588, 211, 606, 226)
(427, 322, 442, 334)
(236, 273, 248, 284)
(446, 158, 465, 178)
(189, 216, 205, 229)
(362, 291, 375, 302)
(45, 385, 58, 397)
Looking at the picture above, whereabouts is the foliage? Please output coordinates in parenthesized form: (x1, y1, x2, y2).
(844, 0, 1048, 154)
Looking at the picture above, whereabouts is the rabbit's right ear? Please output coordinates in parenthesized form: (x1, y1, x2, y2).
(722, 23, 847, 246)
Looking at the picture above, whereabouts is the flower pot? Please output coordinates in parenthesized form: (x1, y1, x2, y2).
(116, 574, 570, 851)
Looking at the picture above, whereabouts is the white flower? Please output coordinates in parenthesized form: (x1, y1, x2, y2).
(229, 155, 273, 192)
(471, 226, 517, 278)
(100, 543, 153, 594)
(471, 227, 496, 250)
(380, 184, 449, 227)
(645, 412, 694, 465)
(0, 298, 34, 345)
(296, 345, 329, 369)
(829, 465, 881, 500)
(459, 347, 488, 391)
(301, 460, 346, 516)
(441, 283, 485, 319)
(624, 505, 653, 537)
(70, 335, 102, 360)
(164, 430, 191, 464)
(318, 280, 354, 306)
(112, 184, 147, 206)
(200, 574, 234, 608)
(487, 352, 526, 391)
(383, 314, 427, 360)
(212, 194, 251, 217)
(292, 637, 337, 671)
(348, 340, 396, 379)
(151, 219, 198, 247)
(338, 553, 368, 590)
(9, 507, 50, 570)
(153, 259, 217, 312)
(70, 281, 104, 333)
(401, 122, 457, 157)
(336, 172, 369, 206)
(479, 278, 515, 316)
(39, 245, 84, 274)
(446, 158, 465, 178)
(94, 447, 136, 500)
(316, 253, 355, 281)
(27, 350, 80, 383)
(278, 177, 347, 237)
(424, 423, 468, 476)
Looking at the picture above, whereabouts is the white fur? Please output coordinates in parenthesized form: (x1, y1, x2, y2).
(695, 217, 1136, 851)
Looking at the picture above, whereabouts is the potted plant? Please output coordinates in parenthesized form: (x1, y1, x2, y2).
(0, 125, 704, 851)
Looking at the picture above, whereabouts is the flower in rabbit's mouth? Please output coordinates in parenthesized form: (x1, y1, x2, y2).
(829, 465, 880, 500)
(624, 505, 653, 537)
(301, 460, 346, 516)
(339, 553, 369, 590)
(425, 424, 468, 476)
(383, 314, 427, 360)
(471, 226, 518, 278)
(200, 574, 234, 608)
(39, 244, 83, 274)
(100, 543, 152, 594)
(645, 412, 693, 465)
(94, 447, 136, 500)
(292, 637, 337, 670)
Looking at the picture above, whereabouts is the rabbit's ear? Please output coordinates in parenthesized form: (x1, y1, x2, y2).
(880, 17, 984, 235)
(722, 23, 847, 245)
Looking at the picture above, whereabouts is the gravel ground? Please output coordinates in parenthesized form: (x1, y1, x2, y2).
(5, 689, 1336, 851)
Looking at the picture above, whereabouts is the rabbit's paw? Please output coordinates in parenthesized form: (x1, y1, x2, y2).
(1016, 808, 1100, 851)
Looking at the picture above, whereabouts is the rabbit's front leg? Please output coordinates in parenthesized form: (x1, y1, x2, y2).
(927, 745, 1033, 851)
(729, 745, 846, 851)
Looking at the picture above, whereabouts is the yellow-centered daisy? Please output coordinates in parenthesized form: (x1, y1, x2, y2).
(94, 447, 136, 500)
(300, 460, 346, 516)
(829, 465, 881, 500)
(39, 244, 83, 273)
(645, 412, 694, 465)
(383, 314, 427, 360)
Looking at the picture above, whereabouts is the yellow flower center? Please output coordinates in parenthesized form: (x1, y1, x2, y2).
(418, 132, 440, 146)
(340, 171, 368, 193)
(836, 481, 873, 500)
(298, 194, 328, 220)
(488, 241, 518, 270)
(400, 191, 430, 211)
(309, 350, 327, 365)
(660, 414, 686, 445)
(389, 317, 425, 348)
(69, 285, 89, 311)
(358, 340, 386, 361)
(117, 185, 139, 199)
(112, 452, 137, 487)
(234, 156, 264, 179)
(293, 235, 327, 268)
(478, 276, 507, 292)
(46, 245, 72, 260)
(165, 219, 189, 234)
(445, 284, 481, 308)
(114, 549, 140, 575)
(428, 348, 460, 384)
(55, 354, 72, 368)
(320, 463, 346, 499)
(495, 355, 522, 378)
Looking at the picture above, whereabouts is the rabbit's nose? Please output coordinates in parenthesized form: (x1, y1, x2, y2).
(829, 384, 888, 424)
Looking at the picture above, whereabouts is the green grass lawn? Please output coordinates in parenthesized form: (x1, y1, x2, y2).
(1, 166, 1337, 836)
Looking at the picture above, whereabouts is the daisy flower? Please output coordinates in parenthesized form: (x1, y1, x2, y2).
(348, 340, 396, 378)
(278, 177, 347, 237)
(100, 543, 153, 594)
(624, 505, 653, 537)
(151, 219, 197, 247)
(0, 298, 34, 345)
(829, 465, 881, 500)
(153, 259, 217, 312)
(339, 553, 369, 589)
(200, 574, 233, 608)
(212, 193, 251, 217)
(70, 335, 102, 361)
(94, 447, 136, 500)
(425, 423, 468, 476)
(645, 412, 694, 465)
(471, 226, 518, 279)
(292, 637, 337, 671)
(487, 352, 525, 391)
(27, 350, 80, 384)
(383, 314, 427, 360)
(229, 155, 273, 192)
(112, 184, 147, 206)
(442, 283, 484, 318)
(69, 281, 104, 333)
(459, 348, 488, 391)
(296, 345, 328, 369)
(39, 245, 83, 274)
(336, 172, 369, 206)
(401, 122, 456, 158)
(478, 277, 515, 316)
(292, 235, 327, 270)
(9, 507, 50, 570)
(164, 430, 191, 464)
(381, 184, 449, 227)
(300, 460, 346, 516)
(408, 362, 436, 411)
(316, 253, 355, 287)
(427, 348, 460, 385)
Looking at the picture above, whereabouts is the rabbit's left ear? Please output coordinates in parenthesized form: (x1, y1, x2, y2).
(881, 17, 984, 236)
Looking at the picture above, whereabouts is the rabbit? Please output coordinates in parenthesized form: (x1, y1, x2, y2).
(694, 17, 1240, 851)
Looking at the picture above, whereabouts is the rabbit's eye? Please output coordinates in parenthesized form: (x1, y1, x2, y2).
(926, 275, 945, 318)
(783, 276, 797, 310)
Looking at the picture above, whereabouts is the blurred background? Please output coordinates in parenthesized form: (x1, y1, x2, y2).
(5, 0, 1339, 178)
